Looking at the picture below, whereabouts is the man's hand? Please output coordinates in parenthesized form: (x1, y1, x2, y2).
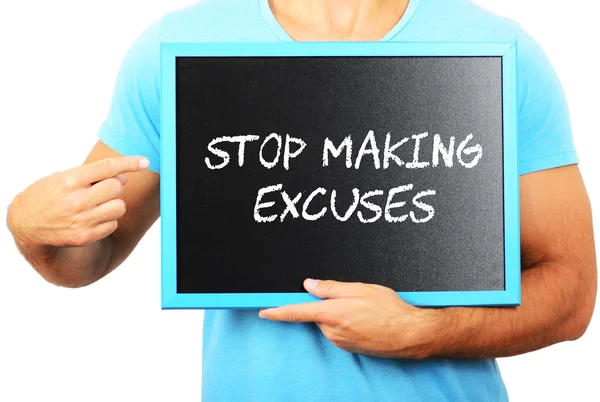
(6, 150, 155, 288)
(7, 141, 160, 288)
(260, 166, 596, 361)
(258, 278, 439, 359)
(7, 156, 149, 249)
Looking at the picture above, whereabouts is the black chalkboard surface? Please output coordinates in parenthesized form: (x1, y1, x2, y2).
(160, 43, 520, 308)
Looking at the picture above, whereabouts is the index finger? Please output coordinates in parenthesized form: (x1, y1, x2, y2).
(77, 156, 150, 185)
(258, 300, 335, 323)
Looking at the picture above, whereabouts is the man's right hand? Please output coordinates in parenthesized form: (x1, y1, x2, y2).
(7, 156, 149, 249)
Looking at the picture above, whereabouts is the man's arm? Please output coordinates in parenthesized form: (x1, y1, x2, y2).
(259, 164, 597, 359)
(429, 164, 596, 358)
(6, 140, 159, 288)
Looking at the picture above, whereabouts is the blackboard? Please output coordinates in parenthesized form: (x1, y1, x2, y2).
(160, 43, 520, 308)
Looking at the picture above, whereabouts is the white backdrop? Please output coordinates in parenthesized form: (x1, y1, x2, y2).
(0, 1, 597, 401)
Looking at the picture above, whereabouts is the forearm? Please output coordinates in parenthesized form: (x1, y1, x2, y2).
(7, 201, 115, 288)
(423, 261, 595, 359)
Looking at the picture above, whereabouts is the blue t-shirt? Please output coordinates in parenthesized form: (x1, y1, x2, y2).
(97, 0, 579, 400)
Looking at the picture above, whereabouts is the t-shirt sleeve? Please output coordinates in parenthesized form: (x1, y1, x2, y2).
(516, 26, 579, 176)
(96, 19, 162, 173)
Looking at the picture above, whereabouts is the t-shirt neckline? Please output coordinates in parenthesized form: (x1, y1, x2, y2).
(259, 0, 421, 42)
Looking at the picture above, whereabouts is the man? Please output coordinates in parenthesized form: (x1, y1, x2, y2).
(6, 0, 596, 400)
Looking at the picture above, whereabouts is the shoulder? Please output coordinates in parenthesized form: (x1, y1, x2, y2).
(404, 0, 522, 42)
(160, 0, 274, 42)
(118, 0, 275, 78)
(405, 1, 552, 71)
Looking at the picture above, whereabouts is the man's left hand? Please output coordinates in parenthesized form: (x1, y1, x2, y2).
(258, 278, 441, 359)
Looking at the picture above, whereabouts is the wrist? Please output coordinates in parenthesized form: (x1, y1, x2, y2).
(7, 195, 58, 259)
(387, 306, 446, 359)
(414, 307, 446, 359)
(6, 195, 28, 246)
(423, 307, 483, 358)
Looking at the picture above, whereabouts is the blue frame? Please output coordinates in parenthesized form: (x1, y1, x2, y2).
(160, 42, 520, 309)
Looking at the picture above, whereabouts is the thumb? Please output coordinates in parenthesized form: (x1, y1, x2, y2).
(303, 278, 366, 299)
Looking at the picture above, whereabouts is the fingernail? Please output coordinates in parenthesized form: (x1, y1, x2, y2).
(258, 310, 266, 318)
(115, 174, 128, 185)
(305, 278, 319, 290)
(139, 158, 150, 169)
